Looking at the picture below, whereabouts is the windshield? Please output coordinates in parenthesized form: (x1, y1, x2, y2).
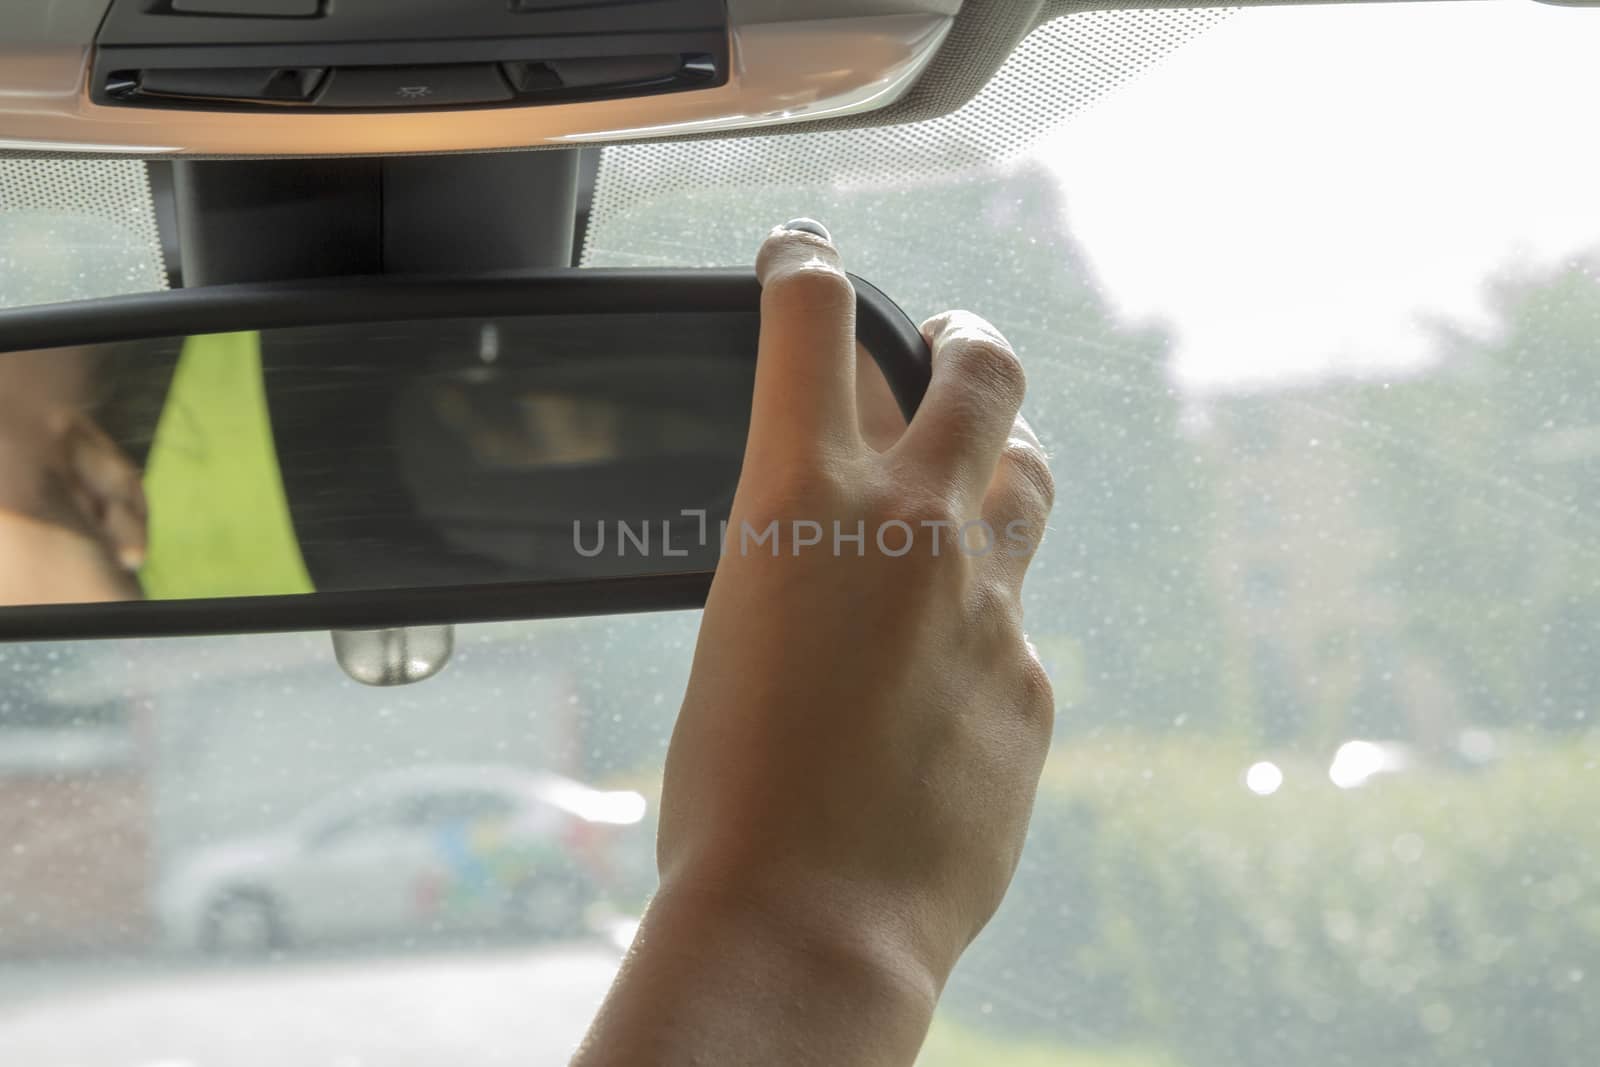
(3, 2, 1600, 1065)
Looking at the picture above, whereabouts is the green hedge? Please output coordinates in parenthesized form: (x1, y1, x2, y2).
(945, 737, 1600, 1067)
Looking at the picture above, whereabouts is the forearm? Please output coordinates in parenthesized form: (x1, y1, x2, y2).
(572, 878, 940, 1067)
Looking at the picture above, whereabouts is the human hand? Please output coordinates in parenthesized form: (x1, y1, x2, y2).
(576, 220, 1055, 1065)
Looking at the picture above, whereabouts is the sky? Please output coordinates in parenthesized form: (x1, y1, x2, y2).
(1038, 0, 1600, 393)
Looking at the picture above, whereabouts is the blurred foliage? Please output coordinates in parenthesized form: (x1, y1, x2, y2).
(1352, 258, 1600, 736)
(919, 1016, 1178, 1067)
(937, 250, 1600, 1066)
(948, 736, 1600, 1067)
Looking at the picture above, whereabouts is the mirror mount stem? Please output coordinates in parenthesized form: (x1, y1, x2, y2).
(170, 149, 588, 287)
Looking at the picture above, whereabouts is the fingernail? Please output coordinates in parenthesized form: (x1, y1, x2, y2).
(781, 217, 831, 242)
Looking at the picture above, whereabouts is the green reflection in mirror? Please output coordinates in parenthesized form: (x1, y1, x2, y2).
(139, 331, 314, 600)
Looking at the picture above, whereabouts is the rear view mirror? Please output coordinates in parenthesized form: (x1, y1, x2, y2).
(0, 271, 929, 640)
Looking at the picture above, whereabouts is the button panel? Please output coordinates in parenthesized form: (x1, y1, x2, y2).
(92, 0, 731, 115)
(169, 0, 320, 15)
(547, 54, 683, 89)
(314, 64, 514, 109)
(101, 51, 724, 113)
(137, 67, 326, 103)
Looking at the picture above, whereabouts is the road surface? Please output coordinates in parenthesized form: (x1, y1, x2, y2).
(0, 941, 624, 1067)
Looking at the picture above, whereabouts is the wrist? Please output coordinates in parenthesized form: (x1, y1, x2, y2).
(631, 871, 943, 1060)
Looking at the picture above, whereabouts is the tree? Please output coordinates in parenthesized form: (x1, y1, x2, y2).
(1354, 256, 1600, 736)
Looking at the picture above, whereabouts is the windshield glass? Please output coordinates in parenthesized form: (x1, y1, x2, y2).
(4, 2, 1600, 1064)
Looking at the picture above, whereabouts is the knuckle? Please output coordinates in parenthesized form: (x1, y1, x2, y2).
(861, 469, 960, 529)
(942, 331, 1027, 407)
(738, 462, 841, 526)
(1002, 441, 1056, 514)
(856, 483, 966, 568)
(762, 263, 854, 314)
(876, 495, 960, 559)
(967, 578, 1024, 640)
(1018, 653, 1056, 738)
(887, 488, 962, 534)
(925, 309, 993, 342)
(919, 310, 957, 340)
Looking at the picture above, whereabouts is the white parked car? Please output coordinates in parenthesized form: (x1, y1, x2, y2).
(157, 765, 648, 954)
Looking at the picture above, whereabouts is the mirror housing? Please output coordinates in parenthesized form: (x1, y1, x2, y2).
(0, 270, 929, 641)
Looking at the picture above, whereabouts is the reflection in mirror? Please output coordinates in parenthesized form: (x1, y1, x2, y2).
(0, 312, 762, 609)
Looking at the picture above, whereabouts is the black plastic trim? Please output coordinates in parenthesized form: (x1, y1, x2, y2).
(171, 152, 582, 284)
(173, 158, 383, 284)
(92, 0, 730, 118)
(382, 154, 580, 274)
(99, 0, 724, 44)
(0, 271, 930, 419)
(145, 160, 183, 287)
(0, 574, 714, 642)
(102, 53, 727, 113)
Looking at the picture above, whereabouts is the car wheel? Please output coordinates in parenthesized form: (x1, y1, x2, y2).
(505, 876, 587, 939)
(200, 890, 286, 956)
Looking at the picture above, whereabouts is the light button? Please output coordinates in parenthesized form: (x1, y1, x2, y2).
(315, 65, 514, 109)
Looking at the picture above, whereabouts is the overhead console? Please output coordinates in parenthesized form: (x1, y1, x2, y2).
(91, 0, 728, 113)
(0, 0, 960, 157)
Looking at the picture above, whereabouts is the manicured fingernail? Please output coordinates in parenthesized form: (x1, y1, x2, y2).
(781, 217, 831, 242)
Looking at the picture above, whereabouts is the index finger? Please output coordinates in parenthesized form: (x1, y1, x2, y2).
(748, 220, 861, 468)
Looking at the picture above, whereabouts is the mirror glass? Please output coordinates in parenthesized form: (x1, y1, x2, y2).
(0, 311, 761, 609)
